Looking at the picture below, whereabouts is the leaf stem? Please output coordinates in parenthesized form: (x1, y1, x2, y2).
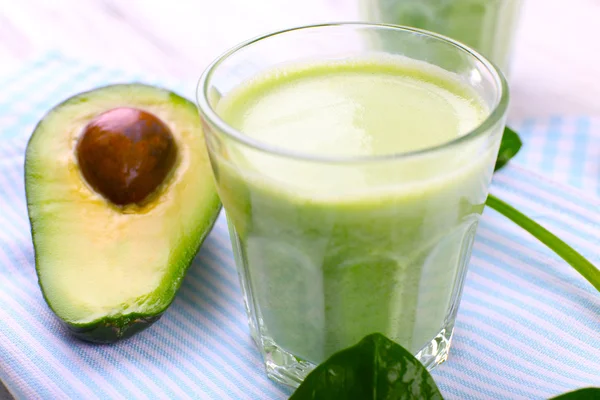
(486, 194, 600, 292)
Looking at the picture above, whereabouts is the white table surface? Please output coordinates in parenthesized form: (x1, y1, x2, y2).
(0, 0, 599, 398)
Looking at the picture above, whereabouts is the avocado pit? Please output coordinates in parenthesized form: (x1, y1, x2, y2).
(77, 107, 176, 206)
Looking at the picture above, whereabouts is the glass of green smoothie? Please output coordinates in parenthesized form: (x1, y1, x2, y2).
(197, 23, 508, 387)
(361, 0, 522, 73)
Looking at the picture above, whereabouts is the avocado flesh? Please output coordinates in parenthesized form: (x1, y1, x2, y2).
(25, 84, 221, 343)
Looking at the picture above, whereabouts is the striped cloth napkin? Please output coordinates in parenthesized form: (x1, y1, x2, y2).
(0, 53, 599, 400)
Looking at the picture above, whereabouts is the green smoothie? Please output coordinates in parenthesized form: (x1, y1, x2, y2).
(213, 57, 499, 365)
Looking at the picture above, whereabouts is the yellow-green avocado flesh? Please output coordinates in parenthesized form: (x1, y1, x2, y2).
(25, 84, 221, 343)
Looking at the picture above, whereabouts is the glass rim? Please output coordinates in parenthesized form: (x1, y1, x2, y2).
(196, 22, 509, 164)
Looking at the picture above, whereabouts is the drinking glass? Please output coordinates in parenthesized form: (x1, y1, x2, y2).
(197, 23, 508, 387)
(361, 0, 523, 73)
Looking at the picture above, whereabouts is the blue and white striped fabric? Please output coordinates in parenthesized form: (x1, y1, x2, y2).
(0, 53, 598, 400)
(512, 116, 600, 196)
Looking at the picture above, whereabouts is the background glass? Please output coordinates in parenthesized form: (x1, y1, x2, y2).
(197, 23, 508, 387)
(360, 0, 523, 73)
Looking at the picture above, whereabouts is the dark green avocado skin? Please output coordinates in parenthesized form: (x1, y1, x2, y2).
(66, 314, 163, 344)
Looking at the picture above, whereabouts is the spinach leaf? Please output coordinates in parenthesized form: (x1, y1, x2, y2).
(290, 333, 443, 400)
(551, 388, 600, 399)
(495, 126, 523, 171)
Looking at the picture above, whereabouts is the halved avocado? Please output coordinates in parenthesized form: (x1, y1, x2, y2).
(25, 84, 221, 343)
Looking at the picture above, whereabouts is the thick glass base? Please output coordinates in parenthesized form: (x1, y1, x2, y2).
(259, 326, 454, 388)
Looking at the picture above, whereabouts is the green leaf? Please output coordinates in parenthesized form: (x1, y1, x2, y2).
(486, 195, 600, 292)
(495, 126, 523, 171)
(290, 333, 444, 400)
(550, 388, 600, 399)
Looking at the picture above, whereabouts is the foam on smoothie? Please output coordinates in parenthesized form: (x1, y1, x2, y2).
(217, 57, 487, 157)
(216, 57, 489, 201)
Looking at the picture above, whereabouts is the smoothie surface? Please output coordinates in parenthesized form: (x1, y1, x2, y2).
(217, 56, 487, 158)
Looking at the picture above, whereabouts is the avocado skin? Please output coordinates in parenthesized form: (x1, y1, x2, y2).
(65, 314, 163, 344)
(25, 83, 222, 344)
